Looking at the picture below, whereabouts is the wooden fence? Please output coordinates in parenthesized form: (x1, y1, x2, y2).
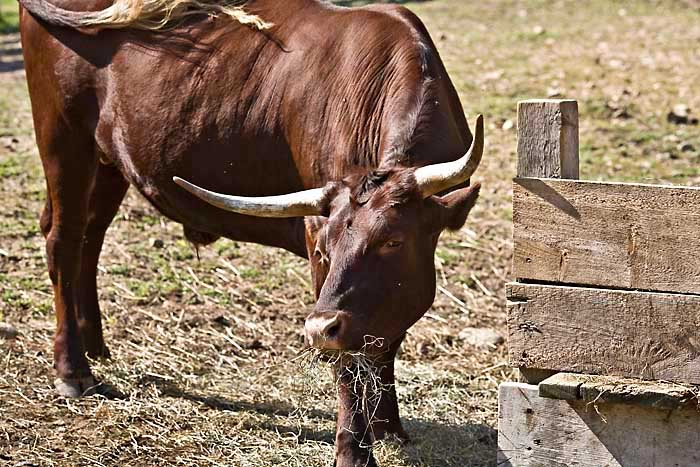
(498, 99, 700, 466)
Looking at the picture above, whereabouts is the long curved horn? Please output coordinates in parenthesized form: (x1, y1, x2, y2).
(173, 177, 326, 218)
(414, 115, 484, 198)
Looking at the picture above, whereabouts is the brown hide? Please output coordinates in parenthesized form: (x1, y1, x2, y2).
(21, 0, 471, 254)
(19, 1, 480, 464)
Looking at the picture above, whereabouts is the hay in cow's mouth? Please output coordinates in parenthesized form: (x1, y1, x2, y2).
(299, 344, 393, 444)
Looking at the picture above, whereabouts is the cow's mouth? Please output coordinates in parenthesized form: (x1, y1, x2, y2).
(302, 333, 394, 367)
(303, 346, 390, 375)
(304, 310, 399, 353)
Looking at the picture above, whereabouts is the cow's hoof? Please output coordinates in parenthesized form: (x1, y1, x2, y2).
(54, 376, 97, 398)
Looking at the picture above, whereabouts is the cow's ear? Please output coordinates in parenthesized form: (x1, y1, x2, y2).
(430, 183, 481, 232)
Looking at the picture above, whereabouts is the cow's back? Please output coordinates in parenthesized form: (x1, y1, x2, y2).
(19, 0, 471, 255)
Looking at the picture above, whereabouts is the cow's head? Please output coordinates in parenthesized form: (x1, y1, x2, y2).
(174, 116, 484, 355)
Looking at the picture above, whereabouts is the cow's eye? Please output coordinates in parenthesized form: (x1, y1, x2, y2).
(385, 240, 403, 249)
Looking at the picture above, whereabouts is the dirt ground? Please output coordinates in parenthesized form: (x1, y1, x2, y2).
(1, 1, 699, 466)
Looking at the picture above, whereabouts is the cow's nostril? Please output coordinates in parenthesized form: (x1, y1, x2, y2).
(326, 322, 341, 339)
(305, 312, 348, 349)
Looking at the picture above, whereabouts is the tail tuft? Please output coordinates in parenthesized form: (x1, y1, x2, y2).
(17, 0, 271, 31)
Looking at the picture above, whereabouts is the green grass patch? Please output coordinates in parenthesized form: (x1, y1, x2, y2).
(0, 0, 19, 33)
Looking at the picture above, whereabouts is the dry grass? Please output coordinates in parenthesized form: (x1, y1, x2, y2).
(2, 0, 700, 465)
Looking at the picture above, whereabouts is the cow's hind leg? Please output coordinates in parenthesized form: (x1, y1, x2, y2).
(77, 160, 129, 358)
(39, 130, 100, 397)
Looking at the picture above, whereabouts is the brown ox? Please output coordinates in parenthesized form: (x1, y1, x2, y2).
(18, 1, 484, 465)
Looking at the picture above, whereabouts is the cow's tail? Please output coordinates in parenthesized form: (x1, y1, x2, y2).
(16, 0, 271, 31)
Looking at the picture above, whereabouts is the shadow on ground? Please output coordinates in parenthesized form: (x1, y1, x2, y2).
(0, 33, 23, 73)
(142, 375, 496, 466)
(139, 374, 337, 422)
(0, 22, 19, 36)
(401, 418, 496, 466)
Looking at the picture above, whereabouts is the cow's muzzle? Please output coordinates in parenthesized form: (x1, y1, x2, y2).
(304, 310, 350, 350)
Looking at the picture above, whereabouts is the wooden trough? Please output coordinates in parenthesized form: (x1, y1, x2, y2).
(498, 99, 700, 467)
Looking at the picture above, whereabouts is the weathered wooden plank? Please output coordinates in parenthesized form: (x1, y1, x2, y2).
(513, 178, 700, 295)
(498, 382, 700, 467)
(518, 367, 557, 384)
(507, 283, 700, 385)
(538, 373, 582, 401)
(539, 373, 696, 410)
(517, 99, 579, 178)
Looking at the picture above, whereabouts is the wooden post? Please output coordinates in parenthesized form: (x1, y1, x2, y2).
(517, 99, 579, 179)
(498, 382, 700, 467)
(513, 99, 579, 384)
(504, 98, 700, 463)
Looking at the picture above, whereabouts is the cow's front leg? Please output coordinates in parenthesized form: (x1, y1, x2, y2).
(335, 363, 377, 467)
(366, 339, 409, 443)
(77, 161, 129, 358)
(38, 133, 100, 398)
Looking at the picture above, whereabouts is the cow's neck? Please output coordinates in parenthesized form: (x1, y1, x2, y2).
(218, 0, 472, 188)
